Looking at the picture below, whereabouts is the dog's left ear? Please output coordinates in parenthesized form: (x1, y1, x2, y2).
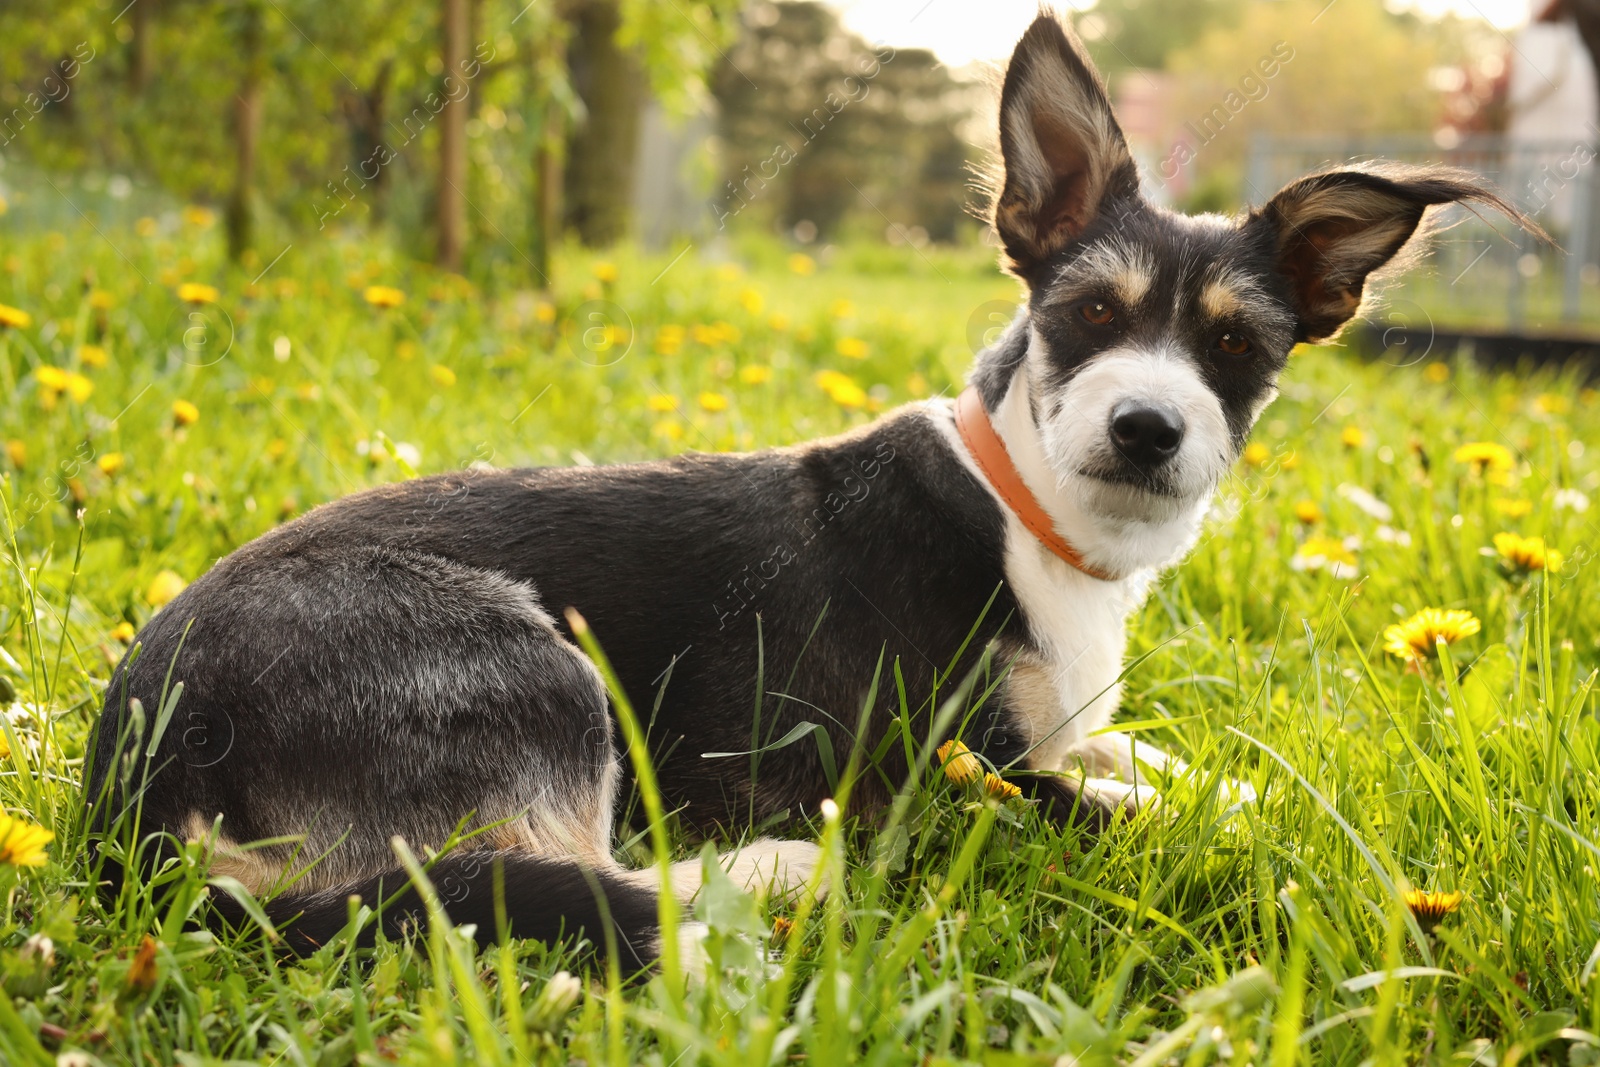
(993, 13, 1138, 278)
(1252, 164, 1544, 343)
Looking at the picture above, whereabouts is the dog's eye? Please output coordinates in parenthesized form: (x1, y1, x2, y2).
(1079, 301, 1116, 326)
(1216, 331, 1251, 356)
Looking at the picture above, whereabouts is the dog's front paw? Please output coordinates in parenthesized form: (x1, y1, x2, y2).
(723, 838, 825, 902)
(1015, 772, 1157, 832)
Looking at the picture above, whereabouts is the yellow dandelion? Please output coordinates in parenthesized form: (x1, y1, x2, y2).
(176, 283, 219, 305)
(1292, 536, 1358, 575)
(768, 313, 791, 332)
(815, 370, 866, 409)
(64, 373, 94, 403)
(1280, 451, 1301, 471)
(714, 263, 743, 282)
(653, 418, 684, 441)
(5, 440, 25, 468)
(1492, 497, 1533, 518)
(647, 394, 678, 413)
(982, 773, 1022, 802)
(145, 570, 187, 608)
(739, 365, 772, 385)
(0, 303, 33, 329)
(534, 302, 557, 325)
(0, 735, 8, 760)
(829, 299, 854, 320)
(1453, 441, 1514, 473)
(0, 813, 54, 867)
(593, 261, 618, 284)
(35, 366, 71, 393)
(698, 391, 729, 413)
(171, 399, 200, 426)
(835, 337, 869, 360)
(1533, 393, 1570, 416)
(1340, 426, 1366, 448)
(110, 621, 136, 644)
(738, 288, 764, 315)
(1383, 608, 1481, 662)
(1242, 442, 1271, 467)
(79, 344, 109, 368)
(770, 915, 795, 944)
(1424, 362, 1450, 383)
(429, 364, 457, 388)
(181, 205, 217, 228)
(135, 217, 158, 237)
(787, 253, 816, 276)
(1493, 532, 1561, 573)
(97, 452, 126, 477)
(363, 285, 406, 309)
(88, 290, 114, 311)
(936, 739, 981, 785)
(1402, 888, 1462, 934)
(1293, 500, 1322, 525)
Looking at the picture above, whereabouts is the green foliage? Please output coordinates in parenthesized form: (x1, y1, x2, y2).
(0, 215, 1598, 1063)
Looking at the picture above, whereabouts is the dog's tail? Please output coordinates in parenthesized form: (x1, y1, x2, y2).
(210, 851, 663, 967)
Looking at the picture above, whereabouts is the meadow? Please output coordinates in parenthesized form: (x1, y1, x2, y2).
(0, 210, 1597, 1065)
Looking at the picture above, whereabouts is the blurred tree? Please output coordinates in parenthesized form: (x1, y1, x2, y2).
(563, 0, 643, 246)
(225, 0, 266, 261)
(438, 0, 470, 269)
(1162, 0, 1452, 206)
(1080, 0, 1246, 72)
(712, 2, 975, 242)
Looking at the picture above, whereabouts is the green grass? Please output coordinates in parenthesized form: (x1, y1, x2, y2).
(0, 212, 1598, 1065)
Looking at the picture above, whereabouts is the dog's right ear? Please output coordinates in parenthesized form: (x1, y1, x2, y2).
(993, 13, 1138, 279)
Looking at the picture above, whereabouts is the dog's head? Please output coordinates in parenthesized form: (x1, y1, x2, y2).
(972, 12, 1535, 565)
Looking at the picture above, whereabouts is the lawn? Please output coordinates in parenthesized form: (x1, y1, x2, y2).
(1, 212, 1597, 1065)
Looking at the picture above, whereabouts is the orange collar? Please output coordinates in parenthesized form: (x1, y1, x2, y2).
(954, 387, 1116, 582)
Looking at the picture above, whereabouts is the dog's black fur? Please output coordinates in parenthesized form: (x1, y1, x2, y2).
(85, 11, 1539, 962)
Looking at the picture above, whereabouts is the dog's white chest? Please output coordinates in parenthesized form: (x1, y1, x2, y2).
(1001, 537, 1149, 771)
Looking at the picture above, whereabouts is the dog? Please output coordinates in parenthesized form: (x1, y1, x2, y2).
(86, 12, 1533, 967)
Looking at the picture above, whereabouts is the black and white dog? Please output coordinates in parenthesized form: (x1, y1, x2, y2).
(88, 13, 1529, 964)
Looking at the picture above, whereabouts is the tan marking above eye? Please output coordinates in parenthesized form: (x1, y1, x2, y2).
(1217, 331, 1251, 355)
(1079, 301, 1115, 325)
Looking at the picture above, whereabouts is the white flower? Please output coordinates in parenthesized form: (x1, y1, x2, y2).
(1554, 488, 1590, 513)
(393, 442, 422, 468)
(1376, 525, 1413, 546)
(1337, 483, 1393, 522)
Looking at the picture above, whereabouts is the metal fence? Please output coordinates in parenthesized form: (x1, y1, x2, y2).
(1245, 135, 1599, 334)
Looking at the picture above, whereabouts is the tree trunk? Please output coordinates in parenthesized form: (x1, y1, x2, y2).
(129, 0, 152, 93)
(437, 0, 470, 270)
(532, 95, 564, 285)
(1573, 1, 1600, 135)
(341, 59, 393, 225)
(225, 1, 263, 262)
(563, 0, 644, 247)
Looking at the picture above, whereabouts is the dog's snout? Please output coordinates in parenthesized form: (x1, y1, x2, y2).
(1109, 402, 1185, 468)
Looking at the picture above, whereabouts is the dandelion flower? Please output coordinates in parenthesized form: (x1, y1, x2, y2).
(97, 452, 126, 476)
(34, 366, 70, 393)
(768, 313, 791, 332)
(815, 370, 866, 409)
(787, 253, 816, 276)
(1493, 532, 1560, 573)
(1383, 608, 1480, 662)
(1492, 498, 1532, 518)
(146, 570, 187, 607)
(182, 205, 217, 228)
(647, 394, 678, 413)
(172, 399, 200, 426)
(655, 325, 685, 355)
(5, 440, 25, 468)
(1402, 888, 1462, 934)
(836, 337, 869, 360)
(592, 261, 618, 284)
(429, 365, 457, 388)
(936, 739, 980, 785)
(738, 288, 764, 315)
(1242, 442, 1270, 467)
(0, 303, 32, 329)
(739, 365, 772, 385)
(829, 299, 854, 320)
(982, 772, 1022, 801)
(770, 915, 795, 944)
(1340, 426, 1366, 448)
(534, 302, 557, 325)
(110, 621, 136, 643)
(1293, 500, 1322, 525)
(89, 290, 115, 310)
(79, 344, 109, 368)
(0, 814, 53, 867)
(363, 285, 405, 309)
(698, 391, 729, 413)
(1292, 536, 1358, 577)
(1424, 362, 1450, 383)
(1453, 441, 1513, 473)
(176, 283, 219, 305)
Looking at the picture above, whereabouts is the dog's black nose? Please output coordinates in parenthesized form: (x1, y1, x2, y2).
(1109, 402, 1185, 468)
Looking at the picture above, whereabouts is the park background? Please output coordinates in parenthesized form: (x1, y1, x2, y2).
(1, 1, 1599, 1064)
